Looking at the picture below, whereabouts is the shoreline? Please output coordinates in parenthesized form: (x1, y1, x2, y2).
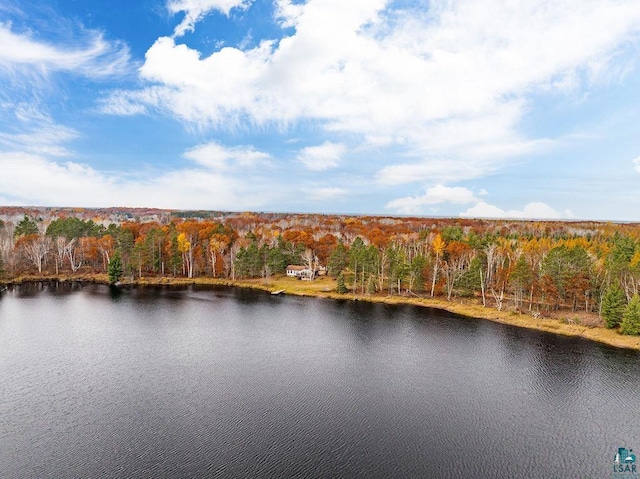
(3, 274, 640, 351)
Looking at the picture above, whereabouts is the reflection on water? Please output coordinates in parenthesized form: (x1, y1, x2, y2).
(107, 284, 123, 300)
(0, 283, 639, 478)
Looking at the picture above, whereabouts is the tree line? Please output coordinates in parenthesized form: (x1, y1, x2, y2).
(2, 212, 640, 335)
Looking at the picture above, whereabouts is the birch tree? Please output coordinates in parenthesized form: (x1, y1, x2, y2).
(18, 234, 51, 274)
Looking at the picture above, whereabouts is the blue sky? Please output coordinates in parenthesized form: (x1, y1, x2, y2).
(1, 0, 640, 220)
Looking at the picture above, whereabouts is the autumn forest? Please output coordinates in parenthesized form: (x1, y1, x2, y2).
(2, 207, 640, 336)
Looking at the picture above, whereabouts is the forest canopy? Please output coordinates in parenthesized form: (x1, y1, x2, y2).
(2, 207, 640, 335)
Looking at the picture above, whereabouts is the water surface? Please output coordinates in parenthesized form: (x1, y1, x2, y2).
(1, 283, 638, 478)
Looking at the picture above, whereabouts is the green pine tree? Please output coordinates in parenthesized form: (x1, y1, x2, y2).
(108, 252, 123, 285)
(336, 272, 348, 294)
(621, 294, 640, 335)
(366, 275, 377, 295)
(328, 241, 349, 277)
(601, 284, 626, 329)
(14, 215, 39, 237)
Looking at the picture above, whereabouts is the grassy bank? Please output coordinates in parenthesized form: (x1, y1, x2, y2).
(3, 273, 640, 351)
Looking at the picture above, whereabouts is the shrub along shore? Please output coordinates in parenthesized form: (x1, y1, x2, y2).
(3, 273, 640, 351)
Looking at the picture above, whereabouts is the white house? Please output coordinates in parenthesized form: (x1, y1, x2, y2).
(286, 265, 315, 280)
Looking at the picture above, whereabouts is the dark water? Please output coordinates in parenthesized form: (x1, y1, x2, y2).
(1, 283, 639, 478)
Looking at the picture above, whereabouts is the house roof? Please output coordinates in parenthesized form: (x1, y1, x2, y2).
(286, 265, 307, 271)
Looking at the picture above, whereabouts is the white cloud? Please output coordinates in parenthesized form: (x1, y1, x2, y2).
(0, 152, 117, 205)
(97, 95, 147, 116)
(274, 0, 305, 28)
(167, 0, 252, 37)
(0, 23, 130, 79)
(102, 0, 640, 183)
(308, 187, 348, 201)
(0, 114, 78, 157)
(385, 185, 479, 215)
(134, 36, 274, 126)
(183, 141, 270, 170)
(98, 87, 165, 116)
(377, 158, 501, 186)
(0, 100, 273, 208)
(460, 201, 574, 220)
(386, 186, 576, 219)
(0, 18, 132, 152)
(0, 150, 275, 210)
(297, 142, 345, 171)
(633, 156, 640, 172)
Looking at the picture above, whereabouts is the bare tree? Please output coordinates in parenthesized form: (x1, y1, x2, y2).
(0, 227, 16, 275)
(55, 237, 67, 274)
(64, 238, 83, 273)
(302, 248, 317, 279)
(20, 234, 52, 274)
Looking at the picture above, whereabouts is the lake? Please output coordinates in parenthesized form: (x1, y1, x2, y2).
(1, 282, 639, 478)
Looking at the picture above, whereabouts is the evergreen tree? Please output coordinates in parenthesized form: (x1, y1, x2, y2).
(542, 245, 591, 305)
(457, 255, 483, 297)
(117, 228, 135, 275)
(601, 284, 626, 329)
(509, 256, 533, 309)
(267, 243, 287, 274)
(14, 215, 38, 237)
(366, 275, 377, 295)
(235, 241, 263, 278)
(328, 241, 349, 277)
(348, 237, 367, 292)
(408, 254, 427, 293)
(440, 225, 464, 243)
(46, 217, 104, 239)
(107, 252, 123, 284)
(165, 224, 182, 276)
(621, 294, 640, 335)
(606, 233, 636, 281)
(336, 272, 348, 293)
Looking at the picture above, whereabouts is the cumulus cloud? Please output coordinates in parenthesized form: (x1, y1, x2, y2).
(633, 156, 640, 172)
(460, 201, 574, 220)
(386, 185, 575, 219)
(274, 0, 305, 28)
(297, 142, 345, 171)
(385, 185, 479, 215)
(134, 36, 274, 126)
(167, 0, 252, 37)
(100, 0, 640, 188)
(183, 141, 270, 170)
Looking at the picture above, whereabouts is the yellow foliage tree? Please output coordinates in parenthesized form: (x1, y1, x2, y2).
(177, 232, 191, 253)
(430, 234, 445, 297)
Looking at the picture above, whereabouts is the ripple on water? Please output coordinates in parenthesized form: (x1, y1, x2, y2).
(1, 283, 639, 478)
